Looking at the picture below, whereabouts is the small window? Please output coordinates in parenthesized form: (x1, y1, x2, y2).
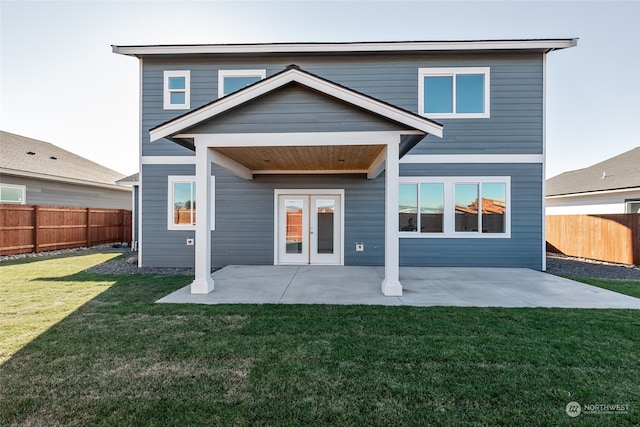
(399, 177, 509, 238)
(0, 184, 26, 204)
(167, 176, 215, 230)
(626, 200, 640, 214)
(418, 67, 490, 118)
(218, 69, 266, 98)
(164, 70, 190, 110)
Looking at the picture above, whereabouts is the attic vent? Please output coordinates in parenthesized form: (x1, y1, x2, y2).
(50, 156, 58, 160)
(26, 151, 35, 155)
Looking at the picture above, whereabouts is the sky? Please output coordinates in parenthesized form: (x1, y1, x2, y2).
(1, 0, 639, 179)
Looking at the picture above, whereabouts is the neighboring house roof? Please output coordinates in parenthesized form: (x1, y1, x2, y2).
(0, 131, 127, 189)
(113, 38, 577, 57)
(117, 173, 139, 186)
(150, 65, 444, 145)
(546, 147, 640, 196)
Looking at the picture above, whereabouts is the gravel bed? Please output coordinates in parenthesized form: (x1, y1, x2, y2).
(3, 245, 639, 280)
(545, 253, 640, 280)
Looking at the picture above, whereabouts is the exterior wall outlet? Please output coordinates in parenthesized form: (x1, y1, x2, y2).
(355, 243, 364, 252)
(186, 238, 195, 246)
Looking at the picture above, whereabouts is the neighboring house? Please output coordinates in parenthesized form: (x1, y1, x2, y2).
(546, 147, 640, 215)
(0, 131, 131, 209)
(113, 39, 576, 296)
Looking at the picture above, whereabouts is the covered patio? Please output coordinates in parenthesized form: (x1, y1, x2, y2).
(156, 265, 640, 309)
(150, 66, 444, 297)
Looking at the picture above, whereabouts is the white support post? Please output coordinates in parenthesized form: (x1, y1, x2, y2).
(382, 141, 402, 296)
(191, 144, 214, 294)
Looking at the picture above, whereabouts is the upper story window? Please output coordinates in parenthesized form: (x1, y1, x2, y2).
(0, 184, 26, 204)
(218, 69, 266, 98)
(399, 177, 510, 238)
(418, 67, 490, 119)
(164, 70, 190, 110)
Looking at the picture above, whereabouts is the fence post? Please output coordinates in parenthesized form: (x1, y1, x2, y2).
(120, 209, 125, 243)
(86, 208, 91, 247)
(33, 205, 40, 253)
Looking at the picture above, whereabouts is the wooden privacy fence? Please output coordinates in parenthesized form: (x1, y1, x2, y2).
(0, 204, 132, 256)
(546, 214, 640, 266)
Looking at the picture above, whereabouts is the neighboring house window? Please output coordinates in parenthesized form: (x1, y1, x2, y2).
(0, 184, 26, 204)
(167, 176, 215, 230)
(626, 199, 640, 214)
(399, 177, 510, 238)
(218, 69, 266, 97)
(418, 67, 490, 118)
(164, 70, 190, 110)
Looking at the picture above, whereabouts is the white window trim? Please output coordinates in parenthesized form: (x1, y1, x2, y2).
(218, 69, 266, 98)
(0, 183, 26, 204)
(418, 67, 490, 119)
(163, 70, 190, 110)
(399, 176, 510, 238)
(167, 176, 215, 231)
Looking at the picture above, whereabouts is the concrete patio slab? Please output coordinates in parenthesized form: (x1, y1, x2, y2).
(156, 265, 640, 309)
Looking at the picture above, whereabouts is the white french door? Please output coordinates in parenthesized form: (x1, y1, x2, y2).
(276, 191, 342, 265)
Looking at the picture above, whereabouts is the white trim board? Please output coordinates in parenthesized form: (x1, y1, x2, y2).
(401, 154, 544, 164)
(141, 156, 196, 165)
(113, 39, 578, 56)
(190, 131, 414, 147)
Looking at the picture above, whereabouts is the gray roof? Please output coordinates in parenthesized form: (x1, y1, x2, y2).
(117, 173, 139, 186)
(0, 131, 127, 187)
(547, 147, 640, 196)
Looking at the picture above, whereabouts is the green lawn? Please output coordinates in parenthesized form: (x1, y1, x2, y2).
(1, 253, 639, 426)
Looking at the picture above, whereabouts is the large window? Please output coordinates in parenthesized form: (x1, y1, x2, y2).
(0, 184, 26, 204)
(218, 69, 266, 97)
(399, 177, 509, 238)
(164, 70, 190, 110)
(167, 176, 215, 230)
(418, 67, 490, 118)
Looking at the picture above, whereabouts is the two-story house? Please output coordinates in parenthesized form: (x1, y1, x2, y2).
(113, 39, 576, 296)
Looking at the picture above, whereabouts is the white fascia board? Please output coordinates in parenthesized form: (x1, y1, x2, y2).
(546, 187, 640, 199)
(141, 156, 196, 164)
(150, 69, 441, 141)
(256, 169, 367, 175)
(113, 39, 577, 56)
(187, 131, 413, 148)
(401, 154, 544, 164)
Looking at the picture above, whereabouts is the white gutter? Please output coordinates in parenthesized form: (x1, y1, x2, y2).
(547, 187, 640, 199)
(0, 168, 132, 192)
(113, 39, 578, 56)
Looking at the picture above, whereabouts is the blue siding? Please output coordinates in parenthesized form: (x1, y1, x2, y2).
(141, 163, 542, 270)
(141, 53, 543, 156)
(189, 85, 407, 134)
(212, 169, 385, 268)
(138, 51, 546, 270)
(140, 164, 196, 267)
(140, 164, 385, 268)
(399, 163, 543, 269)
